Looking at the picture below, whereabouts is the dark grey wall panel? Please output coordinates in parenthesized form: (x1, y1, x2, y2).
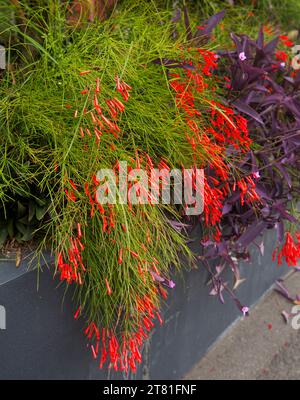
(0, 262, 90, 379)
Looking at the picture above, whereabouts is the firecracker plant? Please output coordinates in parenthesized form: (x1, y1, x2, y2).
(0, 0, 299, 374)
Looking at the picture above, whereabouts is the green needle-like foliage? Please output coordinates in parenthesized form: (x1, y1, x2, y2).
(0, 1, 209, 337)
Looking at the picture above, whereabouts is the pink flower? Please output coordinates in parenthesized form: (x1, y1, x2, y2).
(241, 306, 249, 316)
(252, 171, 260, 179)
(239, 52, 247, 61)
(234, 298, 250, 316)
(166, 279, 176, 289)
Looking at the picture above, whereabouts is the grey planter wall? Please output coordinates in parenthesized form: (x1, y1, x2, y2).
(0, 227, 288, 380)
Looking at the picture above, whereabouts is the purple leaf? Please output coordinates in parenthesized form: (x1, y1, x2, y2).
(276, 221, 284, 243)
(151, 272, 176, 289)
(281, 310, 291, 324)
(195, 10, 226, 39)
(264, 37, 279, 55)
(274, 279, 294, 302)
(256, 26, 264, 48)
(232, 99, 264, 125)
(183, 5, 192, 40)
(273, 203, 297, 223)
(222, 202, 232, 215)
(237, 220, 268, 248)
(167, 219, 191, 233)
(171, 8, 181, 23)
(276, 163, 292, 189)
(252, 184, 272, 200)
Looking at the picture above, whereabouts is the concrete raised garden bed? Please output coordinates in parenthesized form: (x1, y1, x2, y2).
(0, 228, 287, 379)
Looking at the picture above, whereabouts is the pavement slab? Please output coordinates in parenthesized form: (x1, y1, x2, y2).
(185, 270, 300, 380)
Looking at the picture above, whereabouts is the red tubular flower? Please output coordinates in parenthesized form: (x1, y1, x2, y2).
(100, 114, 113, 128)
(109, 210, 115, 228)
(91, 345, 98, 359)
(106, 100, 118, 118)
(145, 153, 154, 170)
(95, 341, 99, 355)
(118, 248, 123, 265)
(204, 180, 224, 226)
(85, 128, 92, 137)
(112, 97, 125, 112)
(69, 179, 77, 191)
(95, 106, 103, 116)
(79, 70, 91, 75)
(115, 75, 122, 91)
(84, 322, 93, 338)
(93, 94, 101, 111)
(156, 312, 163, 326)
(64, 189, 76, 202)
(90, 203, 95, 217)
(105, 278, 112, 295)
(84, 182, 91, 197)
(109, 335, 119, 364)
(94, 128, 102, 141)
(90, 111, 97, 124)
(77, 238, 85, 251)
(102, 215, 108, 232)
(128, 249, 139, 258)
(73, 306, 81, 320)
(95, 77, 100, 93)
(97, 202, 105, 215)
(128, 356, 136, 373)
(99, 346, 107, 369)
(77, 223, 82, 238)
(115, 75, 132, 101)
(276, 232, 300, 267)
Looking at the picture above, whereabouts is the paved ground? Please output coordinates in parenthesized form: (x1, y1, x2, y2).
(185, 270, 300, 380)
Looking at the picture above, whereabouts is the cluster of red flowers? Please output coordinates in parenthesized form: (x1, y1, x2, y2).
(209, 101, 251, 151)
(75, 71, 131, 144)
(273, 232, 300, 267)
(57, 223, 85, 284)
(235, 176, 260, 206)
(60, 73, 132, 284)
(279, 35, 294, 48)
(60, 74, 176, 373)
(169, 48, 257, 239)
(64, 179, 78, 203)
(196, 48, 218, 77)
(65, 174, 171, 374)
(83, 295, 162, 373)
(272, 35, 294, 72)
(275, 50, 289, 63)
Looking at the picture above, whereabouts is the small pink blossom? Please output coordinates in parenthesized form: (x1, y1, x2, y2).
(239, 52, 247, 61)
(168, 280, 176, 289)
(242, 306, 249, 316)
